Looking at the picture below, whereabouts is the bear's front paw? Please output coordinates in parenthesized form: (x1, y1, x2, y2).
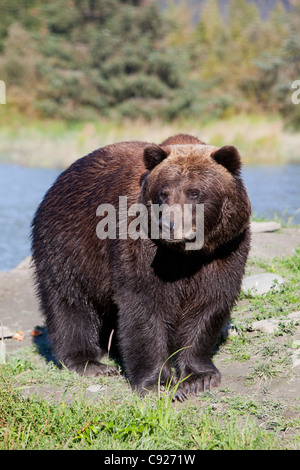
(174, 370, 221, 402)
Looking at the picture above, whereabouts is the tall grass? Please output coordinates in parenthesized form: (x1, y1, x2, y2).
(0, 113, 299, 168)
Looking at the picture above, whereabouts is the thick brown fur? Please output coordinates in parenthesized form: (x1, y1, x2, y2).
(31, 134, 251, 400)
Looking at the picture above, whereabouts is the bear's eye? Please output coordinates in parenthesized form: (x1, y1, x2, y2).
(188, 190, 200, 200)
(159, 190, 170, 200)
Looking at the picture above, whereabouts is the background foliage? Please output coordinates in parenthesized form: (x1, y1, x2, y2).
(0, 0, 299, 127)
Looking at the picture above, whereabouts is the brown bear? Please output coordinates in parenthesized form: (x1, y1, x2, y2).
(31, 134, 251, 400)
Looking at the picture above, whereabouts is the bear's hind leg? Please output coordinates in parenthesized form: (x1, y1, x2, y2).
(41, 290, 117, 376)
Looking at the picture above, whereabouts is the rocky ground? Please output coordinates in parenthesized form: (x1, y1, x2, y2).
(1, 222, 300, 414)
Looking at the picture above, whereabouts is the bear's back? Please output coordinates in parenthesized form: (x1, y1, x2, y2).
(39, 141, 150, 217)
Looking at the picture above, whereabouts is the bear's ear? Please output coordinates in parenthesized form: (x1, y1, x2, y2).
(211, 145, 241, 174)
(143, 145, 170, 171)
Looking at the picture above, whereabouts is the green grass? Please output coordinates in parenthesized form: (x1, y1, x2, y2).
(251, 209, 300, 228)
(224, 248, 300, 364)
(1, 335, 298, 450)
(1, 249, 300, 450)
(238, 247, 300, 321)
(0, 358, 280, 450)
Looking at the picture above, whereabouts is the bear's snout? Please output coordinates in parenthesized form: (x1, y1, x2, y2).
(159, 215, 174, 233)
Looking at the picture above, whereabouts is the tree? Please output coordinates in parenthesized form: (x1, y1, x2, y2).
(29, 0, 185, 119)
(0, 0, 40, 51)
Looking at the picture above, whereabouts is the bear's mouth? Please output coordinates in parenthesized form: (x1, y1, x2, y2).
(156, 225, 205, 251)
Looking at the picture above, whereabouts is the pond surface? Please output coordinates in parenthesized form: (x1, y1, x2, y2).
(0, 165, 60, 271)
(0, 163, 299, 271)
(242, 164, 300, 224)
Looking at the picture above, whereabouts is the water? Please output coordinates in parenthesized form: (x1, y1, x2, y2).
(0, 165, 61, 271)
(242, 164, 300, 224)
(0, 163, 299, 271)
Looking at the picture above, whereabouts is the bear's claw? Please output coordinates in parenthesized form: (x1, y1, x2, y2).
(174, 370, 221, 401)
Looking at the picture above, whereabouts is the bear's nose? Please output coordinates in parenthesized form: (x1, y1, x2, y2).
(159, 217, 174, 232)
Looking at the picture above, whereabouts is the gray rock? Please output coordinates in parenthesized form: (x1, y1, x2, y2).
(251, 221, 281, 233)
(242, 272, 285, 295)
(252, 318, 281, 334)
(252, 311, 300, 334)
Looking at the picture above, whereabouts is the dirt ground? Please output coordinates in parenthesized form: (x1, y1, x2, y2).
(1, 225, 300, 407)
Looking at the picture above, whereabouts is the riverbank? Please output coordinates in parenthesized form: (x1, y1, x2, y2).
(1, 113, 300, 168)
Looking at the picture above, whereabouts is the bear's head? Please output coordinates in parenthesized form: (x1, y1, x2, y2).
(139, 135, 251, 253)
